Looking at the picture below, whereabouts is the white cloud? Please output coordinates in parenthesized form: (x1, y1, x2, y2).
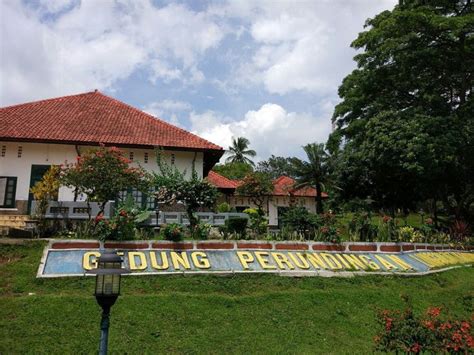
(143, 99, 192, 127)
(0, 0, 225, 105)
(190, 104, 332, 161)
(213, 0, 397, 95)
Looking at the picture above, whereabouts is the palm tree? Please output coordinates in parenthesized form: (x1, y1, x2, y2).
(225, 137, 257, 166)
(291, 143, 329, 214)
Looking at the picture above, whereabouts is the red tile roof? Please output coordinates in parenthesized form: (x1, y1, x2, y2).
(208, 172, 328, 198)
(273, 176, 328, 198)
(206, 171, 239, 189)
(0, 91, 223, 152)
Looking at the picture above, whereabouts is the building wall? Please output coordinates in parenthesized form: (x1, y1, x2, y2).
(0, 141, 204, 214)
(225, 194, 316, 227)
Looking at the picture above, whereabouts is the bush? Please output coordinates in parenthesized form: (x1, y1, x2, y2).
(190, 222, 211, 240)
(216, 202, 231, 213)
(243, 208, 268, 236)
(225, 217, 248, 238)
(374, 305, 473, 353)
(378, 215, 398, 242)
(281, 207, 320, 238)
(348, 212, 378, 242)
(161, 223, 185, 242)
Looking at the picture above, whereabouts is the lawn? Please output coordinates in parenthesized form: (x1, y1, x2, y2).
(1, 241, 473, 354)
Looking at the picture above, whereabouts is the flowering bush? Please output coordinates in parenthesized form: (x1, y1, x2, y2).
(161, 223, 185, 242)
(316, 225, 341, 243)
(190, 222, 211, 240)
(379, 215, 398, 242)
(93, 196, 151, 241)
(348, 212, 378, 242)
(374, 305, 473, 353)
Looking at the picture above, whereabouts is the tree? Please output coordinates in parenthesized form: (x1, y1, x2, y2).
(291, 143, 329, 214)
(236, 172, 273, 213)
(152, 152, 218, 229)
(212, 162, 253, 180)
(332, 0, 474, 221)
(225, 137, 257, 166)
(256, 155, 296, 179)
(61, 146, 149, 217)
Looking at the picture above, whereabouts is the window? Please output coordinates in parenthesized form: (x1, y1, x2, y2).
(17, 146, 22, 158)
(117, 188, 156, 211)
(0, 177, 17, 208)
(1, 146, 5, 157)
(144, 152, 149, 163)
(129, 151, 134, 161)
(171, 153, 175, 165)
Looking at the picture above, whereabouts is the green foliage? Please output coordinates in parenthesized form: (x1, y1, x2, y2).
(225, 217, 248, 238)
(236, 172, 273, 211)
(212, 162, 253, 180)
(375, 303, 473, 353)
(332, 1, 474, 221)
(190, 222, 211, 240)
(243, 208, 268, 236)
(216, 202, 231, 213)
(256, 155, 296, 179)
(61, 146, 149, 215)
(225, 137, 257, 166)
(281, 207, 320, 237)
(161, 223, 185, 242)
(348, 213, 379, 242)
(29, 165, 61, 236)
(291, 143, 330, 214)
(93, 196, 151, 241)
(152, 150, 218, 229)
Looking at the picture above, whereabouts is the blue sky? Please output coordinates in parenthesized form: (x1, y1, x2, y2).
(1, 0, 396, 161)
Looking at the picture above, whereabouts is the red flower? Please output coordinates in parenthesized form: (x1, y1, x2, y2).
(119, 210, 127, 217)
(425, 218, 433, 225)
(427, 307, 441, 318)
(410, 343, 421, 353)
(385, 317, 393, 331)
(423, 320, 435, 330)
(382, 215, 392, 223)
(95, 214, 104, 223)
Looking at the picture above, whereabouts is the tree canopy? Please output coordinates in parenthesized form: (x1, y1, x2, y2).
(225, 137, 257, 166)
(331, 0, 473, 221)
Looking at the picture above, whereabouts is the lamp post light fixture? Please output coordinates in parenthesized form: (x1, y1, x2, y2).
(88, 250, 129, 355)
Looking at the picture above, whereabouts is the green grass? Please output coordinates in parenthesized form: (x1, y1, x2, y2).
(1, 241, 473, 354)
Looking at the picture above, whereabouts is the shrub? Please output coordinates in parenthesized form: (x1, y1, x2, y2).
(225, 217, 248, 238)
(243, 208, 268, 236)
(161, 223, 185, 242)
(315, 225, 342, 243)
(281, 207, 320, 238)
(190, 222, 211, 240)
(449, 220, 471, 245)
(378, 215, 398, 242)
(348, 212, 378, 242)
(216, 202, 231, 213)
(374, 305, 473, 353)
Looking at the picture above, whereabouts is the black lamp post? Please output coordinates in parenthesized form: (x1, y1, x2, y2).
(88, 250, 129, 355)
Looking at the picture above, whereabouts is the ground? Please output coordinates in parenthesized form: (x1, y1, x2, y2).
(1, 241, 473, 354)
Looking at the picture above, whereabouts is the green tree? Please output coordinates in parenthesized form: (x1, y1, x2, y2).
(236, 172, 273, 213)
(153, 152, 218, 230)
(256, 155, 296, 179)
(291, 143, 329, 214)
(225, 137, 257, 166)
(212, 162, 253, 180)
(61, 146, 149, 217)
(332, 0, 474, 221)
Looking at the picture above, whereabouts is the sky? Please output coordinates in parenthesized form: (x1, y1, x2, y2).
(0, 0, 397, 161)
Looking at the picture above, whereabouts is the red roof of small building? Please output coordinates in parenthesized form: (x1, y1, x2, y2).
(272, 176, 328, 198)
(206, 171, 239, 189)
(0, 91, 223, 152)
(208, 172, 328, 198)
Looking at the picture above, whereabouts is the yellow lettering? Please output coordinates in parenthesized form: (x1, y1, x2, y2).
(271, 252, 295, 270)
(359, 255, 380, 270)
(191, 252, 210, 269)
(386, 255, 412, 271)
(305, 253, 328, 270)
(150, 251, 169, 270)
(170, 251, 191, 270)
(374, 255, 398, 271)
(255, 252, 277, 270)
(342, 254, 368, 270)
(334, 254, 352, 269)
(128, 252, 147, 270)
(237, 251, 254, 270)
(288, 252, 310, 269)
(321, 253, 343, 270)
(83, 251, 101, 270)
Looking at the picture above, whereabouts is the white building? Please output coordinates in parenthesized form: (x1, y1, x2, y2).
(0, 91, 223, 216)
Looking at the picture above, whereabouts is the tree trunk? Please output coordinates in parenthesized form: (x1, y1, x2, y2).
(315, 182, 324, 214)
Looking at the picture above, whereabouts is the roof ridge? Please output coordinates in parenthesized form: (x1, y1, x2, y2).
(95, 91, 223, 151)
(0, 91, 97, 110)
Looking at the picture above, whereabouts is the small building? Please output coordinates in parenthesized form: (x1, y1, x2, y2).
(207, 171, 328, 227)
(0, 91, 224, 217)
